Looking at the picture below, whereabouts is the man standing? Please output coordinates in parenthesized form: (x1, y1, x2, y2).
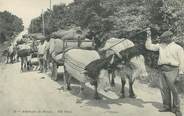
(145, 28, 183, 116)
(37, 39, 45, 73)
(43, 39, 50, 72)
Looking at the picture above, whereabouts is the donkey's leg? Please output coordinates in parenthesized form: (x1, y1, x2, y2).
(12, 53, 15, 62)
(43, 59, 47, 73)
(111, 70, 116, 87)
(63, 66, 68, 90)
(23, 57, 26, 71)
(6, 56, 8, 64)
(12, 55, 14, 63)
(108, 70, 115, 87)
(67, 76, 72, 90)
(108, 70, 111, 86)
(26, 56, 30, 71)
(94, 80, 101, 100)
(129, 76, 136, 98)
(25, 57, 28, 71)
(7, 54, 10, 64)
(63, 66, 71, 91)
(17, 56, 19, 62)
(10, 55, 13, 64)
(27, 60, 31, 71)
(51, 60, 58, 81)
(79, 83, 85, 97)
(20, 57, 23, 72)
(65, 71, 72, 90)
(76, 83, 85, 103)
(120, 76, 126, 98)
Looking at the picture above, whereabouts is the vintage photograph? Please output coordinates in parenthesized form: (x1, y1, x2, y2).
(0, 0, 184, 116)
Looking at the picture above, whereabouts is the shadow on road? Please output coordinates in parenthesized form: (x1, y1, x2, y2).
(53, 73, 162, 110)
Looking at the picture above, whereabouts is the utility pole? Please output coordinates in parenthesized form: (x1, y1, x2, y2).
(42, 9, 45, 36)
(31, 21, 33, 33)
(50, 0, 52, 10)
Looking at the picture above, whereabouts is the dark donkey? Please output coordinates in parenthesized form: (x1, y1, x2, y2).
(84, 54, 117, 99)
(17, 44, 34, 72)
(63, 49, 113, 101)
(108, 46, 148, 98)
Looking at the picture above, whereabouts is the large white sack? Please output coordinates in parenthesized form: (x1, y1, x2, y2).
(54, 29, 68, 38)
(61, 32, 82, 40)
(65, 49, 100, 68)
(64, 49, 100, 82)
(101, 38, 134, 54)
(51, 27, 84, 39)
(51, 29, 75, 38)
(52, 53, 64, 64)
(49, 38, 64, 54)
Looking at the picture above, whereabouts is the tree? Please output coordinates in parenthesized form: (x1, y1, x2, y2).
(0, 11, 24, 42)
(28, 0, 184, 67)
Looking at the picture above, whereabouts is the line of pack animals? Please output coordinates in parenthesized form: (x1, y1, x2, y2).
(3, 27, 148, 101)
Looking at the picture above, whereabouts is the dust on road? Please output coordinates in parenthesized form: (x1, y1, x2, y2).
(0, 63, 176, 116)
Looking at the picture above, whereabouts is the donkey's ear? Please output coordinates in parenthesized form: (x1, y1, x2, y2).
(110, 54, 115, 64)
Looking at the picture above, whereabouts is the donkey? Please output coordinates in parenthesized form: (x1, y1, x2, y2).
(100, 38, 148, 98)
(107, 46, 148, 98)
(16, 44, 34, 72)
(6, 45, 16, 63)
(63, 49, 112, 100)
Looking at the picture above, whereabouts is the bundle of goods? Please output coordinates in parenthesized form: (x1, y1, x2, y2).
(52, 53, 64, 65)
(102, 38, 148, 78)
(17, 44, 31, 57)
(16, 38, 27, 45)
(64, 49, 100, 82)
(49, 39, 64, 55)
(30, 33, 46, 40)
(51, 27, 85, 40)
(49, 38, 94, 63)
(101, 38, 134, 55)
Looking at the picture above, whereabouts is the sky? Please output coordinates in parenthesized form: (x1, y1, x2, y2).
(0, 0, 73, 28)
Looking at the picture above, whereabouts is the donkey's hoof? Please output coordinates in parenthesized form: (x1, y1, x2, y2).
(129, 94, 137, 98)
(67, 86, 72, 91)
(119, 94, 125, 98)
(76, 99, 82, 104)
(57, 86, 64, 90)
(110, 83, 115, 87)
(94, 95, 101, 100)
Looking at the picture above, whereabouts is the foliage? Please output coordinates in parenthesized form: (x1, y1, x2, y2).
(28, 0, 184, 68)
(0, 11, 24, 42)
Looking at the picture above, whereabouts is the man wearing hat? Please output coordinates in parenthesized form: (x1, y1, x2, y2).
(145, 28, 184, 116)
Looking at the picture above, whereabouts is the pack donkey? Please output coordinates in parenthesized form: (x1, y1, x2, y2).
(101, 38, 148, 98)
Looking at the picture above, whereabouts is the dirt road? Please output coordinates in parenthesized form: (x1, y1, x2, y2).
(0, 63, 179, 116)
